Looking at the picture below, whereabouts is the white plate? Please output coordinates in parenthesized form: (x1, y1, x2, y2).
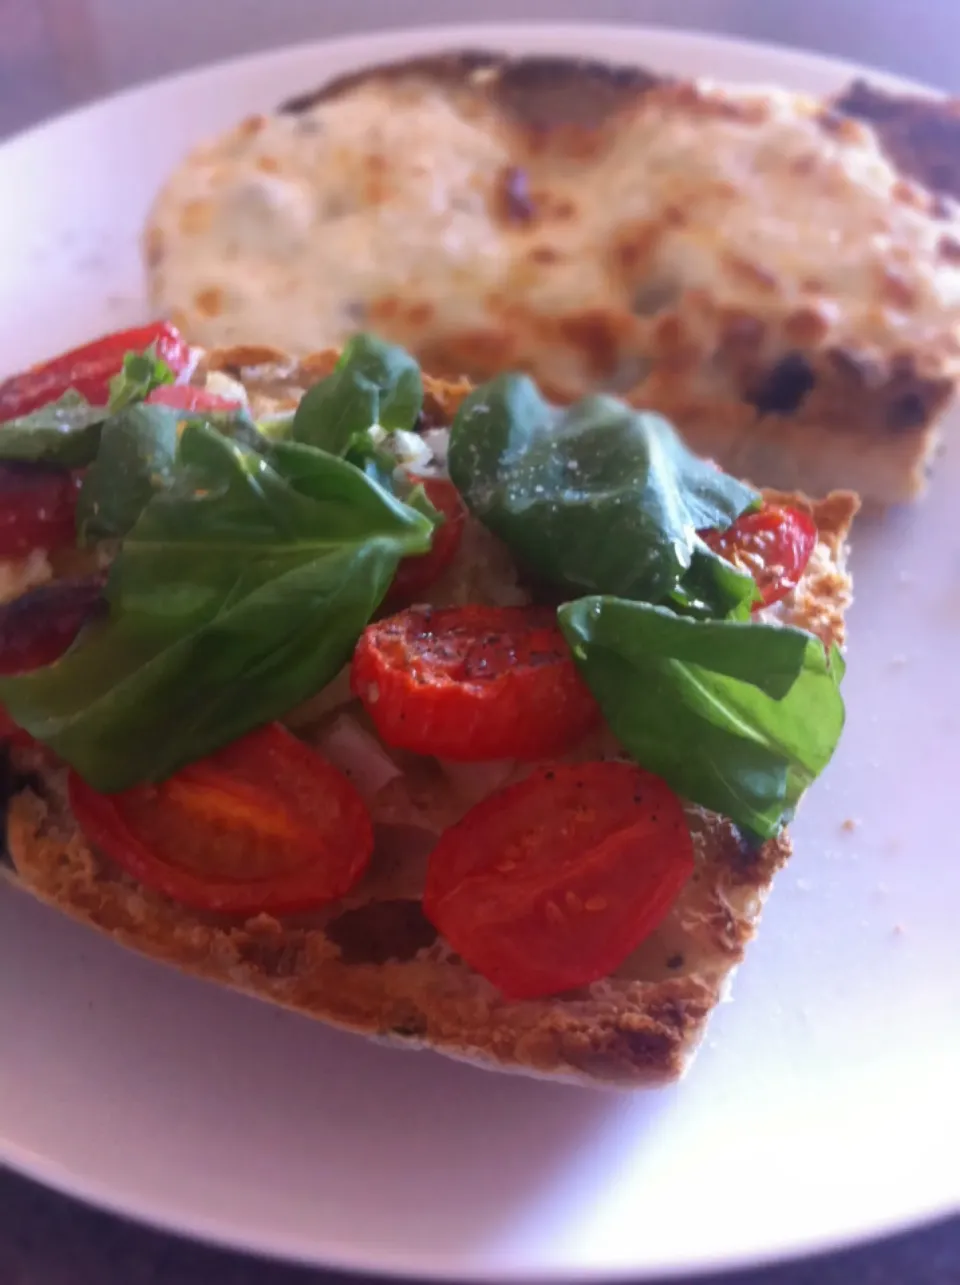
(0, 22, 958, 1281)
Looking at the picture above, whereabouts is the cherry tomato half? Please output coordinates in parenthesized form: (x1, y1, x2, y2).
(423, 761, 695, 999)
(68, 723, 373, 916)
(351, 604, 600, 761)
(702, 504, 817, 609)
(0, 464, 82, 558)
(0, 321, 191, 420)
(0, 704, 39, 749)
(0, 572, 106, 675)
(145, 384, 241, 414)
(387, 477, 466, 604)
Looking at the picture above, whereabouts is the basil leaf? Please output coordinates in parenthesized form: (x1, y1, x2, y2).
(107, 347, 175, 413)
(341, 430, 401, 492)
(291, 333, 423, 454)
(559, 597, 846, 839)
(200, 406, 272, 454)
(0, 391, 105, 467)
(75, 404, 182, 544)
(448, 374, 759, 605)
(668, 540, 760, 621)
(0, 424, 433, 791)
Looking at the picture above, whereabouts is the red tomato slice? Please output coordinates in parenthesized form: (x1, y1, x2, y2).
(387, 477, 466, 604)
(68, 723, 373, 916)
(0, 322, 191, 420)
(0, 573, 107, 675)
(0, 464, 81, 558)
(423, 761, 695, 999)
(702, 504, 817, 609)
(146, 384, 241, 413)
(0, 704, 37, 748)
(351, 604, 600, 761)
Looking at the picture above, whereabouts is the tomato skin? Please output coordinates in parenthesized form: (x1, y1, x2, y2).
(68, 723, 373, 916)
(387, 477, 466, 604)
(702, 504, 817, 609)
(0, 572, 107, 675)
(0, 704, 38, 748)
(145, 384, 241, 414)
(0, 322, 191, 420)
(424, 761, 695, 999)
(0, 464, 81, 558)
(351, 605, 600, 761)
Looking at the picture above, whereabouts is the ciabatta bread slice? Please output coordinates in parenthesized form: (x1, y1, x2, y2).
(1, 348, 857, 1086)
(144, 51, 960, 503)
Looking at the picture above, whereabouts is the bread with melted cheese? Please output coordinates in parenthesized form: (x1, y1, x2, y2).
(1, 346, 858, 1087)
(144, 51, 960, 505)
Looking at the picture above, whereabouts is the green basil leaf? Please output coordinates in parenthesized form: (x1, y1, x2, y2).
(0, 391, 105, 467)
(107, 347, 175, 413)
(291, 333, 423, 454)
(202, 407, 272, 454)
(668, 539, 761, 621)
(558, 597, 846, 839)
(0, 424, 433, 791)
(448, 374, 759, 605)
(340, 429, 401, 492)
(75, 404, 182, 544)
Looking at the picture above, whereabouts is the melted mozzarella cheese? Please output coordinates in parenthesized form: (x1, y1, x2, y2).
(147, 70, 960, 407)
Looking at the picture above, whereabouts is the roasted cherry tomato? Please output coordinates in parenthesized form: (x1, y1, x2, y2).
(423, 761, 695, 999)
(0, 573, 106, 675)
(351, 604, 599, 761)
(145, 384, 241, 413)
(702, 504, 817, 609)
(387, 477, 466, 604)
(0, 322, 191, 420)
(0, 704, 37, 748)
(0, 464, 82, 558)
(68, 723, 373, 916)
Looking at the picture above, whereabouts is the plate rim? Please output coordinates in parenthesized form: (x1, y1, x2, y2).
(2, 1107, 955, 1284)
(0, 19, 956, 1281)
(0, 18, 945, 159)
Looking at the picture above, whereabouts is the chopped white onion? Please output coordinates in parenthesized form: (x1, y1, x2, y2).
(204, 370, 250, 405)
(173, 345, 204, 386)
(422, 428, 450, 467)
(437, 758, 517, 807)
(392, 429, 434, 472)
(283, 666, 354, 728)
(316, 714, 403, 801)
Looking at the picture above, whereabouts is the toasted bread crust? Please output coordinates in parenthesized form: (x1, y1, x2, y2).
(1, 350, 858, 1086)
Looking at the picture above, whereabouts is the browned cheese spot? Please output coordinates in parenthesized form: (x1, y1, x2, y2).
(194, 286, 225, 319)
(179, 198, 213, 237)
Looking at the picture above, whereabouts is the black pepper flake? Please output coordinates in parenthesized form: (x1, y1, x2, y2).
(666, 953, 684, 970)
